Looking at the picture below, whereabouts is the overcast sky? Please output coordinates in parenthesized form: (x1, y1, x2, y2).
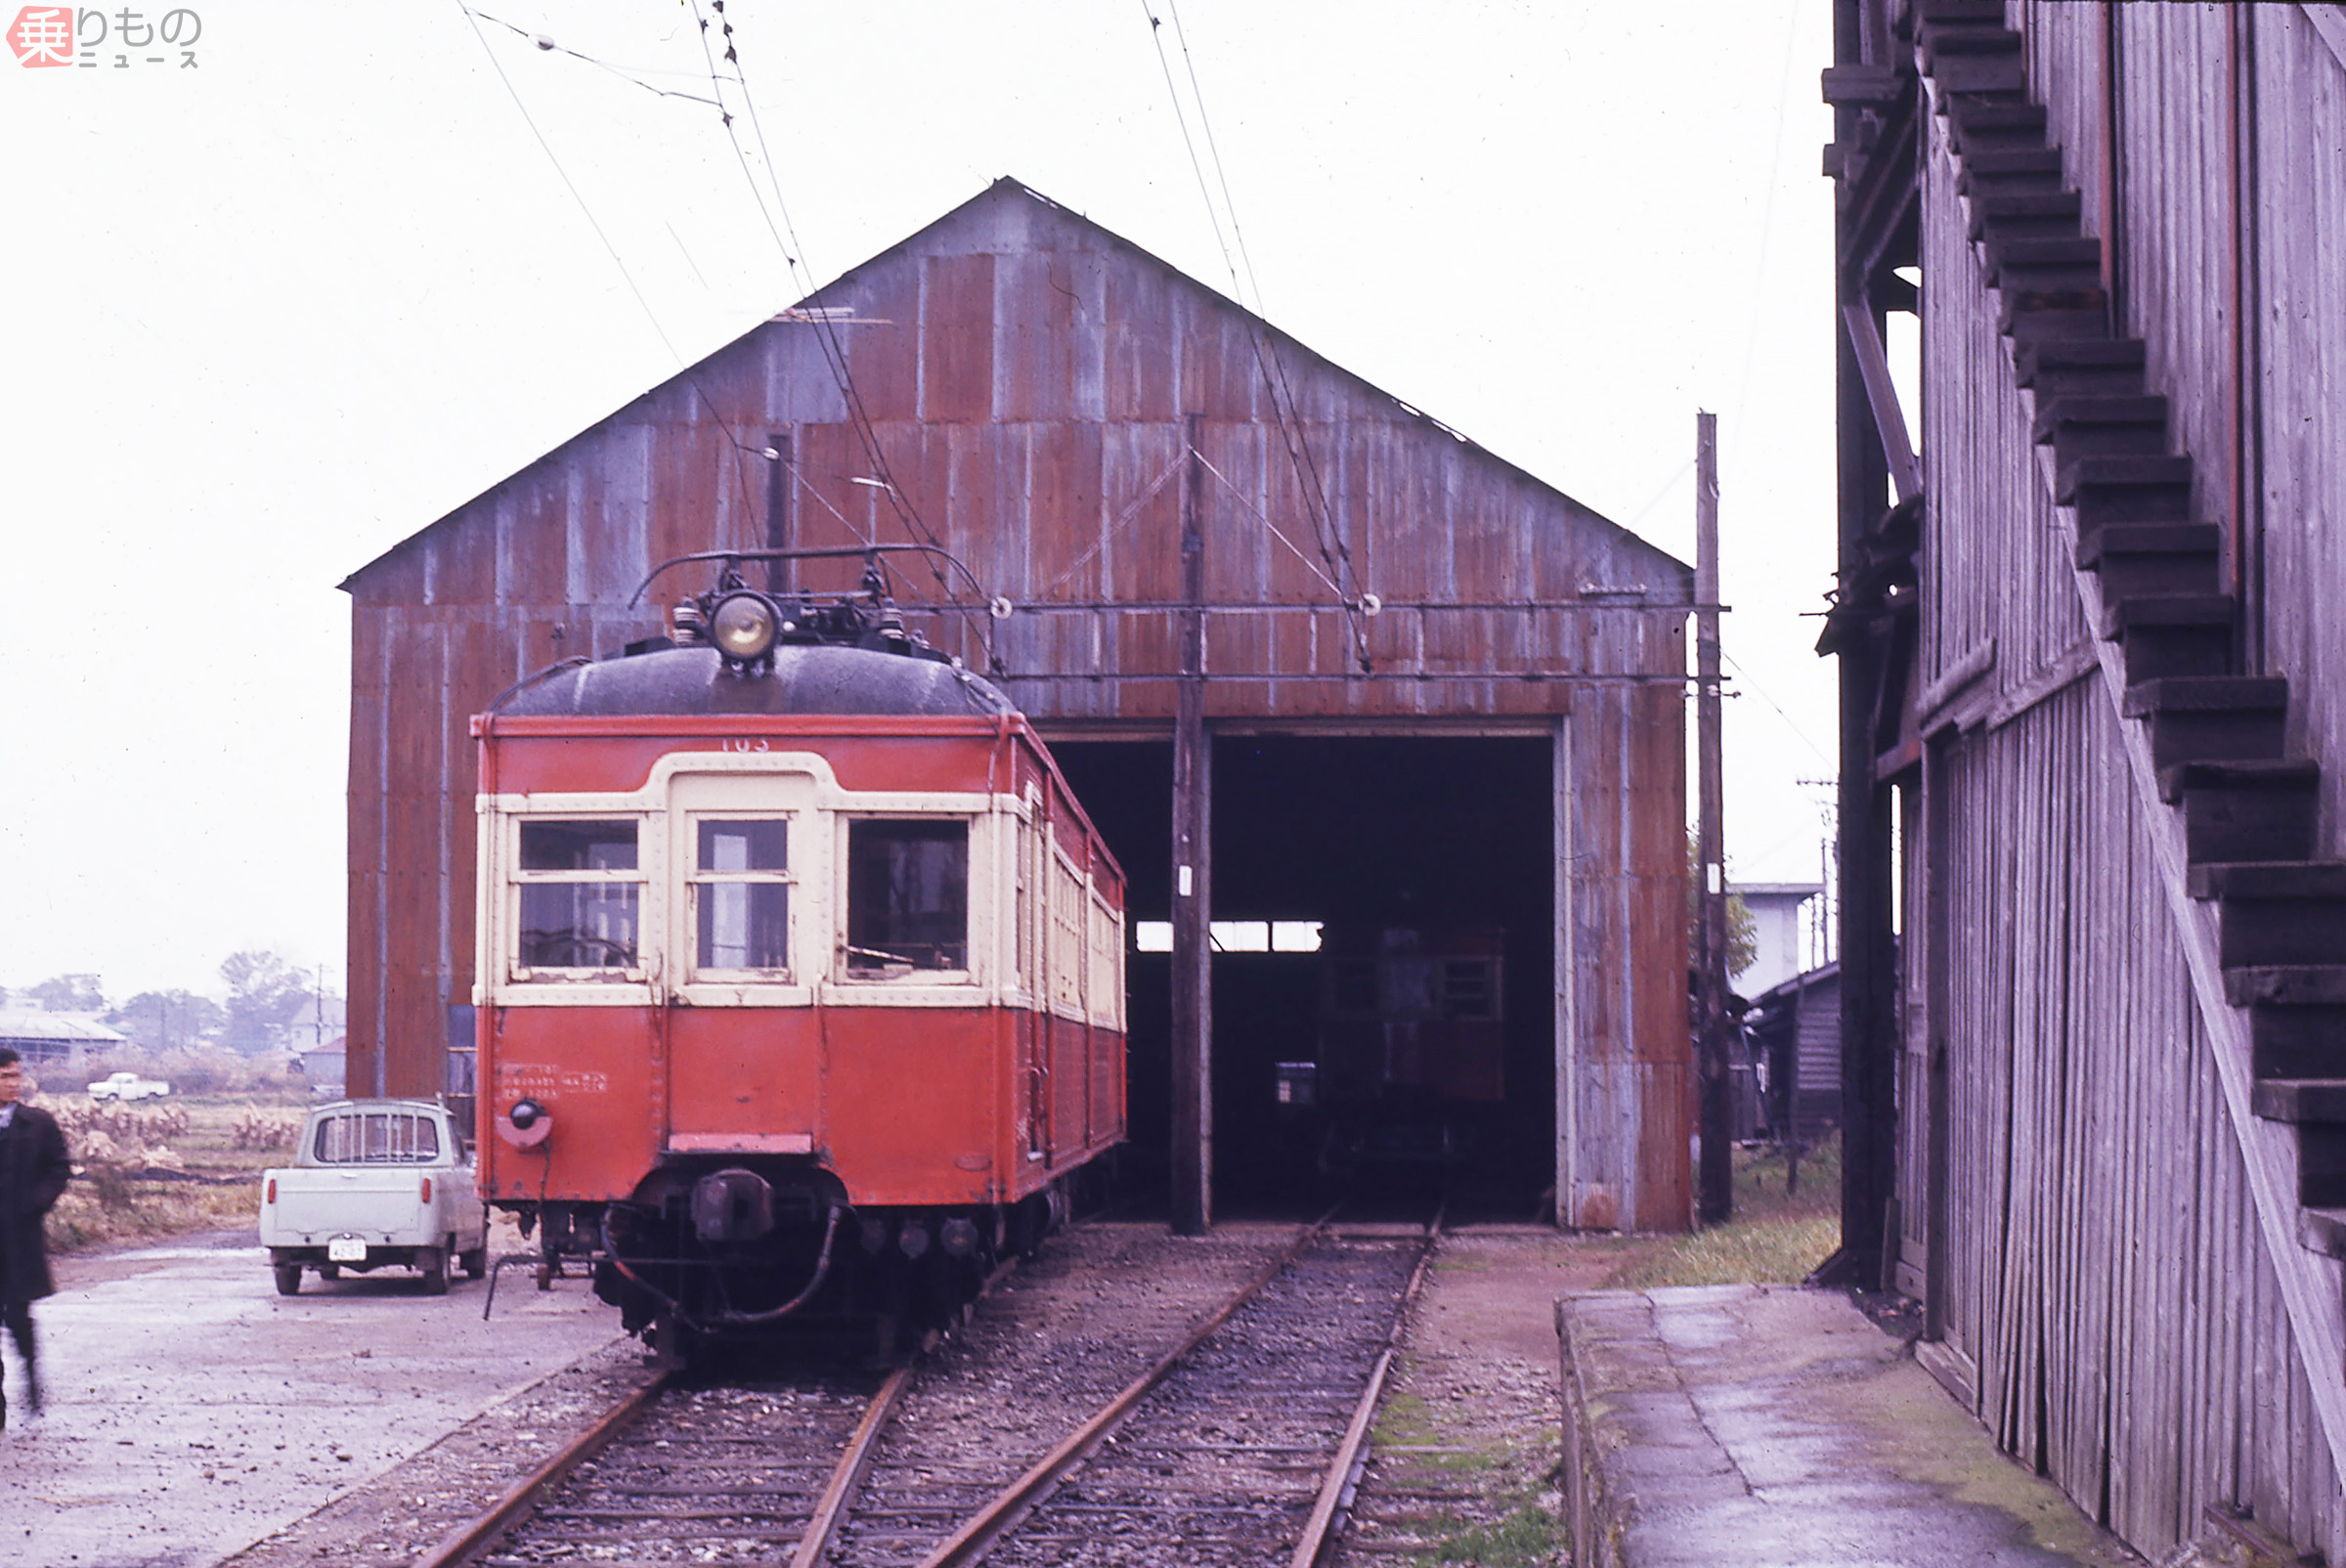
(0, 1, 1842, 1005)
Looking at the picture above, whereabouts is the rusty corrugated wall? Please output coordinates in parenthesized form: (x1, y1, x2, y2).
(344, 178, 1695, 1231)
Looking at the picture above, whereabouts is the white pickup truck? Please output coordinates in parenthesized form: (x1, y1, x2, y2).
(88, 1070, 171, 1102)
(259, 1100, 486, 1296)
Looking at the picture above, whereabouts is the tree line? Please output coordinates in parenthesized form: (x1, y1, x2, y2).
(0, 951, 333, 1055)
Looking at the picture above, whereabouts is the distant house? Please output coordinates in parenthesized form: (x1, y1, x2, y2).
(0, 1012, 130, 1075)
(1728, 882, 1824, 998)
(1741, 963, 1840, 1143)
(295, 1035, 348, 1098)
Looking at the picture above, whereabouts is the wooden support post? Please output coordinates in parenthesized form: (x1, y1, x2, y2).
(1171, 413, 1213, 1237)
(1552, 715, 1576, 1229)
(1694, 412, 1733, 1226)
(1817, 0, 1903, 1293)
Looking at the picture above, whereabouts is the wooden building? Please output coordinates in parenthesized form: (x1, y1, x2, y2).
(341, 178, 1695, 1232)
(1745, 961, 1841, 1142)
(1825, 3, 2346, 1558)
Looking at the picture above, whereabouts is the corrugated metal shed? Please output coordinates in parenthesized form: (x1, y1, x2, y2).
(0, 1011, 127, 1068)
(342, 178, 1695, 1231)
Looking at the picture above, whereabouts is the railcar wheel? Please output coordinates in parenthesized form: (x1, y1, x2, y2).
(273, 1263, 302, 1296)
(419, 1246, 450, 1296)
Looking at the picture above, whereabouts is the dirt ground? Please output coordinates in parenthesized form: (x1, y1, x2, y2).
(1330, 1224, 1638, 1567)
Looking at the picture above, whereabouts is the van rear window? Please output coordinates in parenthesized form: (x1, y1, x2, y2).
(314, 1111, 441, 1164)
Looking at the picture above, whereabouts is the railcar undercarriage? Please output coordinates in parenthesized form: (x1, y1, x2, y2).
(500, 1159, 1069, 1362)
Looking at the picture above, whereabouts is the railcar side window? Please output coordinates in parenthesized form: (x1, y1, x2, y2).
(693, 817, 792, 975)
(314, 1111, 441, 1164)
(845, 818, 969, 978)
(515, 818, 642, 973)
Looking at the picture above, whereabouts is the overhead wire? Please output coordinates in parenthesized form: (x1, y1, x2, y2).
(1728, 0, 1807, 429)
(1619, 457, 1696, 536)
(1140, 0, 1369, 670)
(1033, 451, 1192, 603)
(1192, 453, 1345, 601)
(464, 8, 726, 105)
(1161, 0, 1348, 573)
(685, 0, 996, 669)
(1720, 649, 1833, 766)
(456, 2, 769, 527)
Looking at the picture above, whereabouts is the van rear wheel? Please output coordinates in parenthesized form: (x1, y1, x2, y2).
(419, 1246, 450, 1295)
(273, 1263, 302, 1296)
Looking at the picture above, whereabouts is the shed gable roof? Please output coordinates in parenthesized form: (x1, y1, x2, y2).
(349, 177, 1685, 596)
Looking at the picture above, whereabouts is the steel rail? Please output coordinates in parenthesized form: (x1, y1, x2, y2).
(1289, 1204, 1446, 1568)
(788, 1361, 916, 1568)
(414, 1368, 673, 1568)
(913, 1205, 1341, 1568)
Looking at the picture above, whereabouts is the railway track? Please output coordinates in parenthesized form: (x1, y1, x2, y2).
(420, 1214, 1437, 1568)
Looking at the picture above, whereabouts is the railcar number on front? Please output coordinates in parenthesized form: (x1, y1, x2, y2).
(327, 1236, 368, 1263)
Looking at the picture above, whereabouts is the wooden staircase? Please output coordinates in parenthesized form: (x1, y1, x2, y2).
(1918, 0, 2346, 1264)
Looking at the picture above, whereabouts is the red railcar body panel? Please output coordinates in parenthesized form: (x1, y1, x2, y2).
(472, 658, 1126, 1255)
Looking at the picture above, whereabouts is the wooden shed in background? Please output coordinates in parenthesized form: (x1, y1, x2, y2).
(342, 178, 1696, 1232)
(1826, 3, 2346, 1558)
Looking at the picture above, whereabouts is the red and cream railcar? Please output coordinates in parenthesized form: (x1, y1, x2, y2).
(471, 606, 1125, 1346)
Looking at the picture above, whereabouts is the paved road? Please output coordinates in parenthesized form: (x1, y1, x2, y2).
(0, 1231, 622, 1568)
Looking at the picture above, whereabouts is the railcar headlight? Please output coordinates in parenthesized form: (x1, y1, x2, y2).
(498, 1097, 553, 1150)
(710, 591, 780, 662)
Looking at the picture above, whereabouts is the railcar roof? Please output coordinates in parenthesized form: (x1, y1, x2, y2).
(496, 644, 1019, 721)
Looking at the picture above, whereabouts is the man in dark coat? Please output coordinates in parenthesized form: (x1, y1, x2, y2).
(0, 1047, 73, 1427)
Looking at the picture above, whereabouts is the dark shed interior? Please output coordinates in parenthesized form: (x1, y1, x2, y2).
(1052, 734, 1554, 1218)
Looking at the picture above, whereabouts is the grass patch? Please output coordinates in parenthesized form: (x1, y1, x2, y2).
(1414, 1503, 1563, 1565)
(24, 1052, 317, 1256)
(1373, 1383, 1560, 1562)
(1601, 1137, 1842, 1291)
(47, 1168, 264, 1253)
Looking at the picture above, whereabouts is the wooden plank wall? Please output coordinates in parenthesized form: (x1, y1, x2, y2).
(344, 182, 1694, 1228)
(1935, 687, 2342, 1559)
(2245, 10, 2346, 852)
(2020, 3, 2346, 842)
(1916, 63, 2346, 1560)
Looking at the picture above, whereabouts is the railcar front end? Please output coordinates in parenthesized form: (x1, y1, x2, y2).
(472, 587, 1125, 1355)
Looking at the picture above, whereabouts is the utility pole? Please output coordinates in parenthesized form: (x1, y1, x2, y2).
(1695, 411, 1733, 1226)
(1170, 412, 1213, 1237)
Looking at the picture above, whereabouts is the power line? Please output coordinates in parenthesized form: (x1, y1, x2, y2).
(686, 1, 994, 667)
(1720, 649, 1833, 766)
(1729, 0, 1806, 429)
(455, 2, 765, 521)
(1139, 1, 1368, 669)
(463, 8, 726, 106)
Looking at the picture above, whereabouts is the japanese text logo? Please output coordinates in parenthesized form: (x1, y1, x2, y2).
(8, 7, 200, 68)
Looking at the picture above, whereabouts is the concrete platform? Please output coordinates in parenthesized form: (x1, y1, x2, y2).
(0, 1230, 623, 1568)
(1557, 1285, 2145, 1568)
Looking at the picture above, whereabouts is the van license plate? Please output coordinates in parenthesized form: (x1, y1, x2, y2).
(327, 1237, 367, 1263)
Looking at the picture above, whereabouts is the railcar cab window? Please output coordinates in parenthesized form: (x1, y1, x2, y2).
(314, 1109, 441, 1164)
(844, 818, 970, 980)
(514, 818, 643, 977)
(692, 817, 792, 977)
